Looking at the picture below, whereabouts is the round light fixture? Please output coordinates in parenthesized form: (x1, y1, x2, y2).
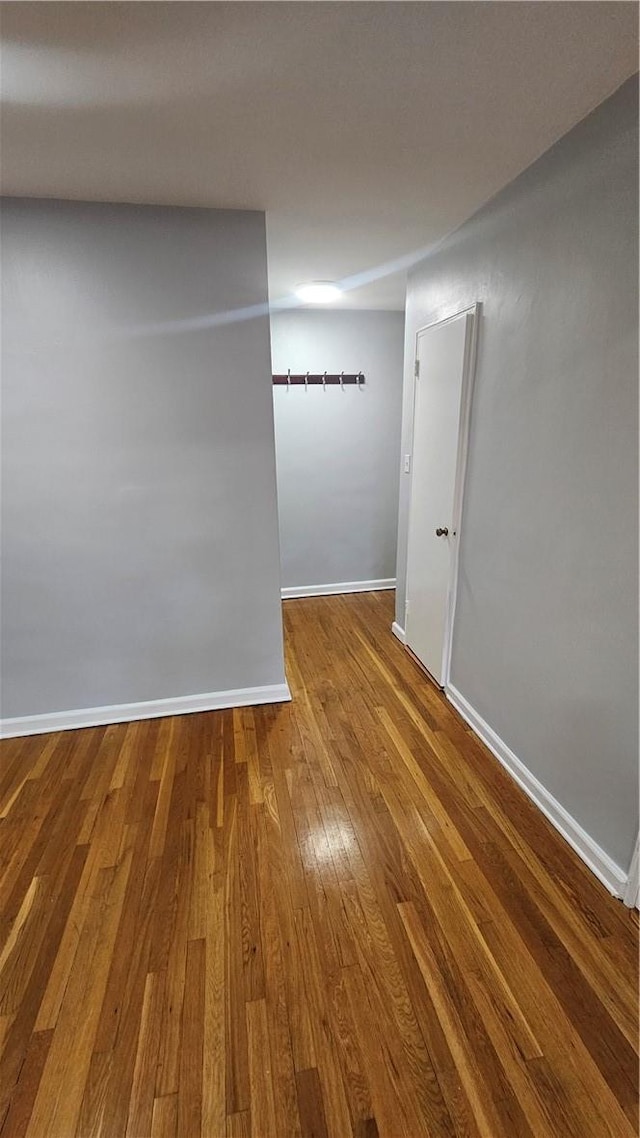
(294, 281, 342, 304)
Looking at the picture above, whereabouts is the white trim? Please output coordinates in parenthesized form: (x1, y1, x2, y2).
(623, 834, 640, 908)
(391, 621, 406, 645)
(446, 683, 628, 899)
(0, 683, 292, 739)
(281, 579, 395, 599)
(404, 303, 480, 688)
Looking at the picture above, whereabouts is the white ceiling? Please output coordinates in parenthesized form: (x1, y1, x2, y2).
(1, 2, 637, 309)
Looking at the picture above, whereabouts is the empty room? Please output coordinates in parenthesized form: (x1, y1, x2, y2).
(0, 3, 638, 1137)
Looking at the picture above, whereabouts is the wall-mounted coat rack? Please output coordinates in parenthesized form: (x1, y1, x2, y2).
(272, 371, 365, 388)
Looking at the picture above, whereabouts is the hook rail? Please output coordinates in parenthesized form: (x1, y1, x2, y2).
(273, 372, 365, 386)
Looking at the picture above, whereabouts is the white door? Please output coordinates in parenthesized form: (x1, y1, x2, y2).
(405, 310, 476, 686)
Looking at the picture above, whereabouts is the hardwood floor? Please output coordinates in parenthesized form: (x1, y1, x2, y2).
(0, 591, 637, 1138)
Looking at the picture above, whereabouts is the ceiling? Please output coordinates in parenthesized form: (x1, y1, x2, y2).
(1, 2, 637, 310)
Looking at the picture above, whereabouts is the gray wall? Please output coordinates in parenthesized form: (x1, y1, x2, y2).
(271, 309, 404, 589)
(396, 77, 638, 871)
(1, 199, 286, 718)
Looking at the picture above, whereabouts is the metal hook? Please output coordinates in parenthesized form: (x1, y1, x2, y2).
(287, 368, 291, 391)
(358, 371, 363, 390)
(340, 370, 344, 391)
(305, 371, 309, 391)
(323, 370, 327, 391)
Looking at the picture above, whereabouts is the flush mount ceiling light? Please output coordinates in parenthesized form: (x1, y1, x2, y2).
(294, 281, 342, 304)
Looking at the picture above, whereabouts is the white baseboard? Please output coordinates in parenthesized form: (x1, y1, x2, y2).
(446, 683, 628, 899)
(391, 621, 406, 645)
(282, 579, 395, 599)
(0, 683, 292, 740)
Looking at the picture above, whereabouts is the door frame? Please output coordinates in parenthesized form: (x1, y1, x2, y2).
(405, 302, 480, 689)
(623, 833, 639, 908)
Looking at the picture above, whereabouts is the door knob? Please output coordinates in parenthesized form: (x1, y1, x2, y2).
(435, 527, 449, 537)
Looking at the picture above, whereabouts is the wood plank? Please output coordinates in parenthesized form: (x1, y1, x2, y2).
(178, 937, 205, 1138)
(246, 999, 277, 1138)
(202, 871, 226, 1138)
(296, 1068, 329, 1138)
(125, 970, 166, 1138)
(150, 1093, 177, 1138)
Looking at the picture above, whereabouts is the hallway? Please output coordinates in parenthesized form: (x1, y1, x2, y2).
(0, 591, 637, 1137)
